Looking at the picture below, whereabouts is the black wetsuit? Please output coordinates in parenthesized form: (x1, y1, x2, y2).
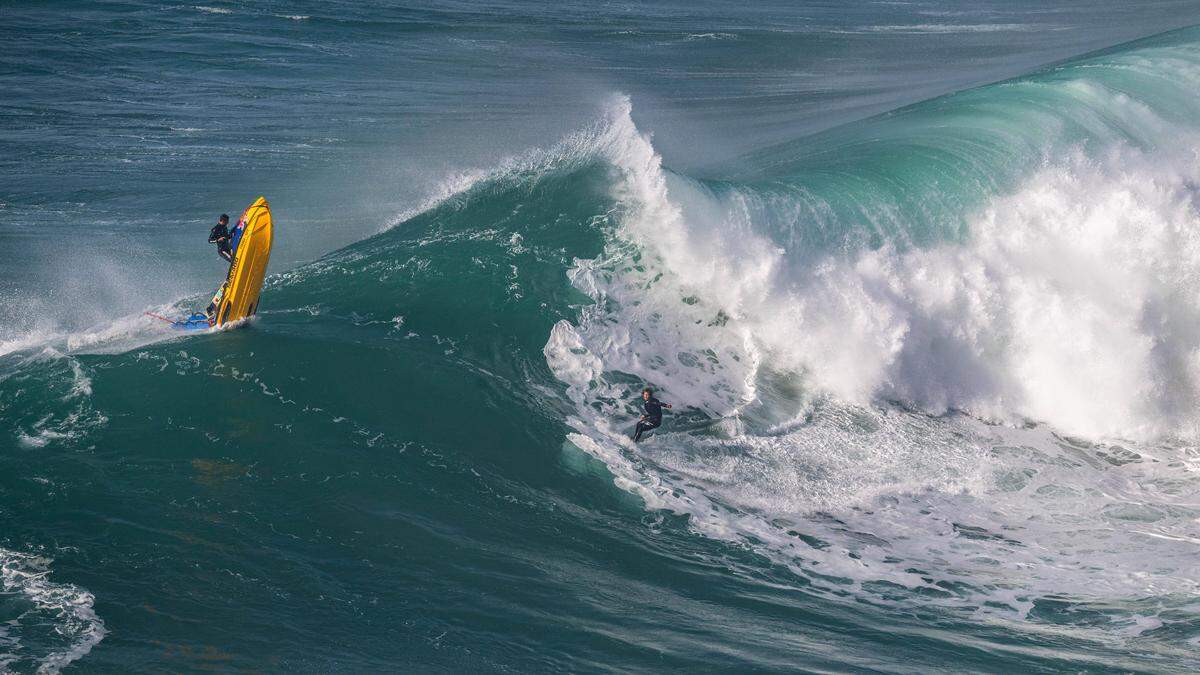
(209, 222, 233, 262)
(633, 397, 669, 442)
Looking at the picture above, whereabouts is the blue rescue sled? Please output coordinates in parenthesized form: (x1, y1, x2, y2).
(145, 311, 213, 332)
(173, 313, 214, 331)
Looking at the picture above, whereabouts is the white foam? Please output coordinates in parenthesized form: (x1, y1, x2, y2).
(771, 143, 1200, 440)
(856, 23, 1032, 33)
(65, 360, 92, 399)
(684, 32, 738, 41)
(0, 549, 106, 674)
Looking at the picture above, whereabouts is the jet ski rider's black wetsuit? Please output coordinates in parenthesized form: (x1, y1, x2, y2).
(209, 221, 233, 262)
(634, 396, 669, 442)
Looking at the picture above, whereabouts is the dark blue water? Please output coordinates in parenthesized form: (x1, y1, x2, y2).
(4, 2, 1200, 672)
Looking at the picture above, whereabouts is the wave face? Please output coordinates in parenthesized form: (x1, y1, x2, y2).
(6, 3, 1200, 672)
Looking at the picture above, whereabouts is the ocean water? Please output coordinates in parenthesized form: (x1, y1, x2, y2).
(4, 1, 1200, 671)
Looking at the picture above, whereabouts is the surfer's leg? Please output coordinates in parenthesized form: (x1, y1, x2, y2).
(633, 419, 660, 442)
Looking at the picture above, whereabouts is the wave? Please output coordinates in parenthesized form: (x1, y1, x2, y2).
(536, 26, 1200, 646)
(5, 24, 1200, 663)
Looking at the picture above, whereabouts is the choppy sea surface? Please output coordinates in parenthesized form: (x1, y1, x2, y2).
(4, 1, 1200, 671)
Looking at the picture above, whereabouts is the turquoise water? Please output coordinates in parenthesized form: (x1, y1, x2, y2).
(4, 2, 1200, 671)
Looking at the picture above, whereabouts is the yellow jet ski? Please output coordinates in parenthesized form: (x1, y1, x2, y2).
(151, 196, 275, 331)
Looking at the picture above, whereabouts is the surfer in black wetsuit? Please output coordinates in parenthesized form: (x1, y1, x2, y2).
(208, 213, 233, 263)
(633, 387, 672, 442)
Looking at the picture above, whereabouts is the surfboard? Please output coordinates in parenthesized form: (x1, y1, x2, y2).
(151, 196, 274, 332)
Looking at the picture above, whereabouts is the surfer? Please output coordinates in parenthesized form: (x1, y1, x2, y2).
(633, 388, 672, 442)
(208, 214, 234, 263)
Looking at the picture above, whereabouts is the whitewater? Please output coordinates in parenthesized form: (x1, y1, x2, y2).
(548, 43, 1200, 645)
(4, 2, 1200, 672)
